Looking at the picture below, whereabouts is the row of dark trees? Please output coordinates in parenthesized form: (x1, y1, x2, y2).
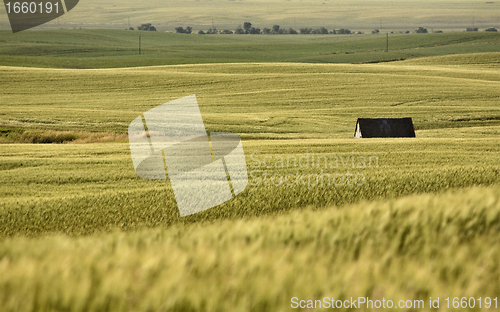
(467, 27, 498, 32)
(133, 23, 156, 31)
(175, 26, 192, 34)
(193, 23, 357, 35)
(132, 23, 498, 34)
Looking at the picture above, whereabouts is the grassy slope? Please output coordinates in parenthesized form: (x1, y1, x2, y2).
(1, 53, 499, 136)
(0, 185, 499, 311)
(0, 30, 499, 68)
(1, 51, 500, 310)
(1, 138, 499, 238)
(0, 53, 499, 238)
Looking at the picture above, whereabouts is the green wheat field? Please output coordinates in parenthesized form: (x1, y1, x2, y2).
(1, 21, 500, 312)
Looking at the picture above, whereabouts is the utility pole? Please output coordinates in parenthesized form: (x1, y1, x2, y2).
(139, 35, 141, 55)
(386, 33, 388, 52)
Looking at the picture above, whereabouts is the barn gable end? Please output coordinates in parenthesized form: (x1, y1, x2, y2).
(354, 118, 416, 138)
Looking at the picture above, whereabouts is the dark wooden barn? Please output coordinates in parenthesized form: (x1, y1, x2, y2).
(354, 118, 416, 138)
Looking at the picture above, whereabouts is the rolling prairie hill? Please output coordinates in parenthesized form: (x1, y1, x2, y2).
(1, 52, 499, 234)
(0, 0, 498, 31)
(0, 30, 499, 67)
(0, 44, 499, 310)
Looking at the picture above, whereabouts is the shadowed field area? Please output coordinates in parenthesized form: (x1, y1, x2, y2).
(0, 30, 499, 67)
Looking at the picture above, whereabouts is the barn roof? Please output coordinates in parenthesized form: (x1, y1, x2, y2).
(355, 118, 416, 138)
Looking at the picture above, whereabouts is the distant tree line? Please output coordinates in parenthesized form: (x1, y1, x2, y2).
(415, 27, 428, 34)
(175, 26, 192, 34)
(189, 22, 359, 35)
(171, 23, 499, 35)
(135, 23, 156, 31)
(466, 27, 497, 32)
